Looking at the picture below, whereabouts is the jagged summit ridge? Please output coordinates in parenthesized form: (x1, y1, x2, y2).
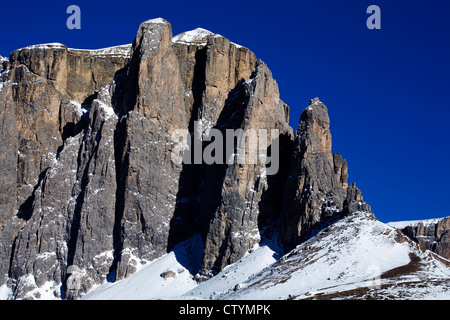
(172, 28, 215, 45)
(15, 42, 132, 58)
(141, 17, 168, 25)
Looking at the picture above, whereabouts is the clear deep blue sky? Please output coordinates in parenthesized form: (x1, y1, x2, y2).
(1, 0, 449, 222)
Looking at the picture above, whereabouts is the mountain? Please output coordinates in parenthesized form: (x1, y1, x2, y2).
(0, 18, 448, 300)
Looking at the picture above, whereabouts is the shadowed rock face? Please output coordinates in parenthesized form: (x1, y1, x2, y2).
(0, 18, 371, 299)
(198, 60, 293, 273)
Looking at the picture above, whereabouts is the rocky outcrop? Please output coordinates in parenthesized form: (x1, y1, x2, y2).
(7, 99, 118, 300)
(9, 43, 131, 103)
(0, 40, 127, 300)
(396, 217, 450, 260)
(279, 98, 371, 252)
(172, 28, 257, 130)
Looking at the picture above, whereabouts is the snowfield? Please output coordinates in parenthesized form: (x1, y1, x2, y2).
(83, 212, 450, 300)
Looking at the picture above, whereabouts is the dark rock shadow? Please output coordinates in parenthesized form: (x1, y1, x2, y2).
(168, 78, 248, 273)
(167, 47, 207, 253)
(16, 168, 49, 221)
(106, 65, 132, 282)
(171, 234, 204, 277)
(257, 132, 293, 259)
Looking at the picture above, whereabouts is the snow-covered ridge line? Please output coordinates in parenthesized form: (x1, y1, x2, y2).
(387, 217, 447, 229)
(17, 42, 132, 57)
(173, 28, 214, 45)
(18, 43, 67, 50)
(17, 26, 246, 57)
(142, 17, 168, 25)
(68, 44, 132, 57)
(173, 28, 245, 48)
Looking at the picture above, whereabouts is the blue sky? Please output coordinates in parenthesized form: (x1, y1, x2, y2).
(1, 0, 449, 222)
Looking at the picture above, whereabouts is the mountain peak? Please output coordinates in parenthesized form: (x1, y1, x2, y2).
(172, 28, 215, 45)
(297, 97, 331, 155)
(141, 17, 170, 26)
(280, 97, 371, 251)
(172, 27, 245, 48)
(308, 96, 322, 106)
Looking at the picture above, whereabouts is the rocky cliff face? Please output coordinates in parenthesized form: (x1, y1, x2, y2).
(392, 218, 450, 260)
(0, 18, 373, 299)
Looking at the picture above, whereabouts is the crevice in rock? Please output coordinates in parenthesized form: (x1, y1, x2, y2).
(168, 46, 208, 253)
(16, 168, 49, 221)
(197, 79, 250, 272)
(64, 118, 103, 299)
(188, 47, 207, 132)
(110, 66, 129, 116)
(257, 132, 293, 252)
(107, 116, 129, 282)
(56, 94, 95, 159)
(102, 63, 132, 283)
(7, 233, 19, 279)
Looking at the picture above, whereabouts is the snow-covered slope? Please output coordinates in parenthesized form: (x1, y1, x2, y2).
(82, 234, 203, 300)
(221, 212, 450, 300)
(83, 227, 282, 300)
(83, 212, 450, 300)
